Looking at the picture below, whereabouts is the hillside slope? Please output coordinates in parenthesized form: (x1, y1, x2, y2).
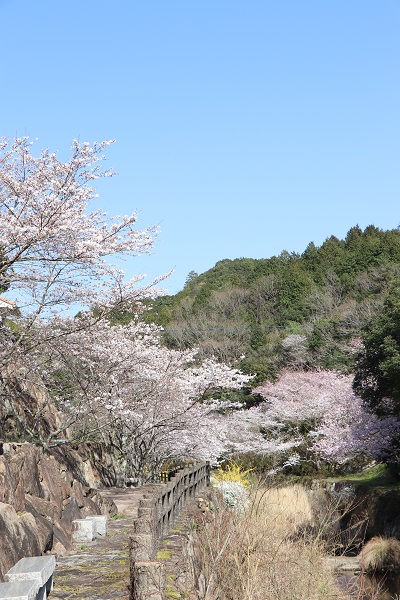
(137, 225, 400, 381)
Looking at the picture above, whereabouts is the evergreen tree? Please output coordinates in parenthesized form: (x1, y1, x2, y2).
(354, 278, 400, 416)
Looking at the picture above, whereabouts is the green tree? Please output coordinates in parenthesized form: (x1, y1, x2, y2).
(276, 260, 313, 323)
(184, 270, 199, 287)
(354, 278, 400, 415)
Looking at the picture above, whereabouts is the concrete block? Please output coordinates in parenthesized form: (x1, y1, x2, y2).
(131, 561, 165, 600)
(133, 518, 153, 534)
(85, 515, 108, 537)
(137, 506, 154, 519)
(0, 580, 40, 600)
(72, 518, 95, 542)
(139, 497, 155, 509)
(5, 556, 55, 598)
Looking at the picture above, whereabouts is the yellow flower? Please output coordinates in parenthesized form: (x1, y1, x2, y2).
(212, 461, 253, 488)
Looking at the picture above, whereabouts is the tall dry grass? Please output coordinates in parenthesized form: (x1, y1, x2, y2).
(361, 536, 400, 573)
(184, 484, 379, 600)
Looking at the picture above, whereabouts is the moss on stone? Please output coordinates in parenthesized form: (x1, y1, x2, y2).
(156, 548, 172, 559)
(166, 584, 181, 599)
(111, 513, 126, 520)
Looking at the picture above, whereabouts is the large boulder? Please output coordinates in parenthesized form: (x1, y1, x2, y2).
(0, 359, 63, 442)
(0, 442, 116, 581)
(0, 502, 44, 577)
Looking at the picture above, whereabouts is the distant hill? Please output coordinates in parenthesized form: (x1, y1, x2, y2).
(115, 225, 400, 383)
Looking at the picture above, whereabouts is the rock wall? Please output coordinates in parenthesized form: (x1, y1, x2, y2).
(0, 356, 63, 442)
(0, 441, 117, 581)
(342, 486, 400, 542)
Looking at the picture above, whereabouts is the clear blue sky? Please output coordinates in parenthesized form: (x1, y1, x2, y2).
(1, 1, 399, 294)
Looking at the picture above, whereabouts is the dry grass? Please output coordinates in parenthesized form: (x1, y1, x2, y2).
(251, 484, 315, 536)
(183, 484, 378, 600)
(361, 536, 400, 573)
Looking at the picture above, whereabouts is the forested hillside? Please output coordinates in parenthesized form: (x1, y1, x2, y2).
(136, 225, 400, 382)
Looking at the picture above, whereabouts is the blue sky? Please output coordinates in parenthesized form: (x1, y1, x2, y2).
(1, 1, 399, 294)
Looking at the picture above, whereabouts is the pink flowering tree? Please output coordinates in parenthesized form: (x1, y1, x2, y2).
(0, 137, 170, 440)
(313, 393, 400, 464)
(0, 137, 166, 329)
(253, 370, 352, 424)
(33, 318, 251, 482)
(252, 370, 400, 470)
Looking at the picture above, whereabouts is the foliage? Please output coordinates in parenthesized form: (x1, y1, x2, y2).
(212, 480, 250, 512)
(354, 277, 400, 414)
(0, 137, 165, 324)
(211, 461, 253, 510)
(353, 278, 400, 471)
(184, 270, 199, 287)
(130, 225, 400, 380)
(252, 369, 400, 470)
(0, 137, 169, 444)
(327, 463, 397, 488)
(33, 317, 251, 481)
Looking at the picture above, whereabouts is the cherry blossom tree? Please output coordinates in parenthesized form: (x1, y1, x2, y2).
(0, 137, 170, 440)
(33, 318, 251, 482)
(313, 393, 400, 464)
(0, 137, 165, 329)
(253, 369, 348, 423)
(252, 369, 400, 469)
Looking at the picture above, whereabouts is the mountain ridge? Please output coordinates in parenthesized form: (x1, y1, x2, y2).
(132, 225, 400, 382)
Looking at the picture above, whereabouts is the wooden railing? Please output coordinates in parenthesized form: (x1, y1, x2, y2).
(129, 462, 210, 600)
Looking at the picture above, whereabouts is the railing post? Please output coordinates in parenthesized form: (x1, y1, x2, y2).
(129, 462, 209, 600)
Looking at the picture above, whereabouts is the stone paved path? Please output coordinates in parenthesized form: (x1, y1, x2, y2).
(51, 488, 143, 600)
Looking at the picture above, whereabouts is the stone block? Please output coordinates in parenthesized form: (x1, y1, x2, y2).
(71, 518, 95, 542)
(85, 515, 107, 537)
(129, 534, 153, 562)
(5, 556, 55, 594)
(0, 579, 40, 600)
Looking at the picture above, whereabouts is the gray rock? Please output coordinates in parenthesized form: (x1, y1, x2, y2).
(0, 444, 116, 581)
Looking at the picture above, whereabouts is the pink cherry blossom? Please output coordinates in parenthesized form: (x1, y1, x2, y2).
(0, 137, 166, 327)
(253, 369, 400, 466)
(33, 318, 251, 481)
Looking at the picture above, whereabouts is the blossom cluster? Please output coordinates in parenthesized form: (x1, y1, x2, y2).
(33, 318, 251, 479)
(253, 369, 400, 465)
(0, 137, 165, 325)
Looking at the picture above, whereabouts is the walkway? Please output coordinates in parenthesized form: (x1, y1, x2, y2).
(50, 488, 143, 600)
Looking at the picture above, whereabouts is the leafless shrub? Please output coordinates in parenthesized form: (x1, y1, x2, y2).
(182, 484, 374, 600)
